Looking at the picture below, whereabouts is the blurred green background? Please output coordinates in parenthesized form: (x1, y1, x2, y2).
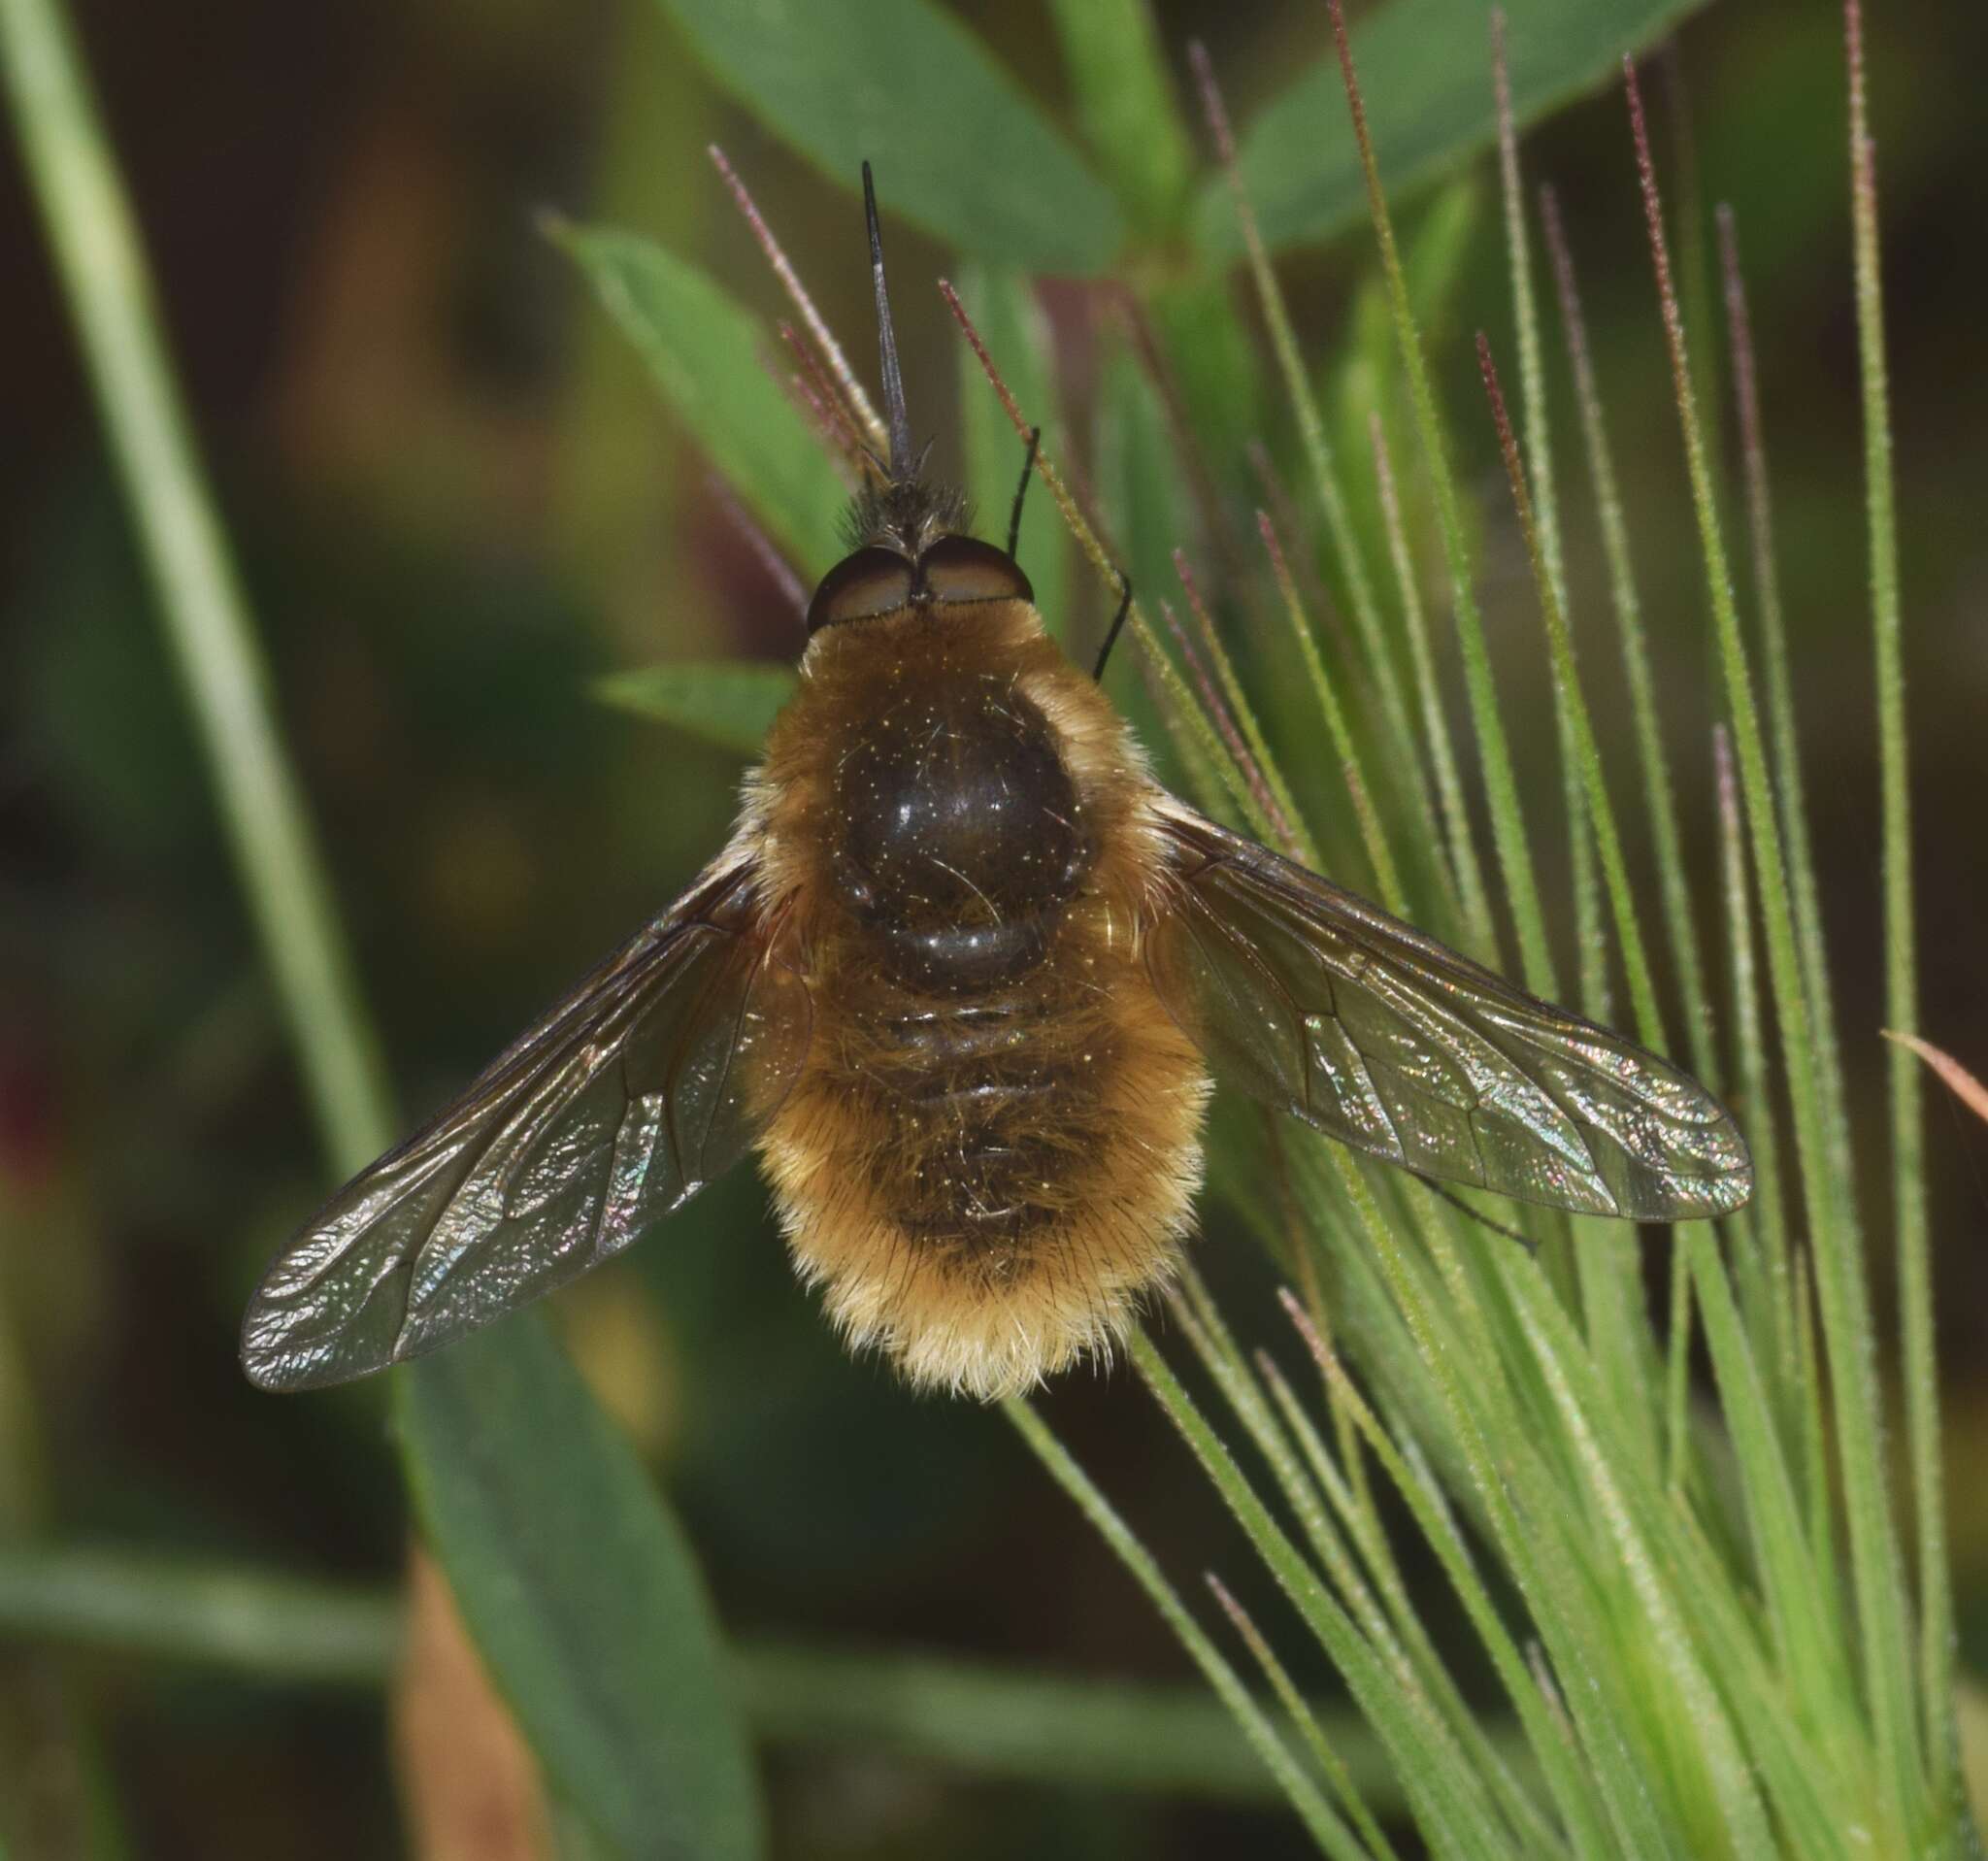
(2, 0, 1984, 1853)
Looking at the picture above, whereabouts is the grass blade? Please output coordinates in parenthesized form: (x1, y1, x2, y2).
(656, 0, 1122, 273)
(1044, 0, 1194, 238)
(1324, 0, 1559, 1001)
(1004, 1401, 1360, 1855)
(1845, 0, 1947, 1804)
(402, 1319, 765, 1861)
(0, 0, 393, 1176)
(1198, 0, 1712, 257)
(594, 661, 797, 756)
(1623, 56, 1924, 1838)
(555, 222, 850, 579)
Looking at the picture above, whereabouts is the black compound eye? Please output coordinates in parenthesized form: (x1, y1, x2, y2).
(805, 548, 915, 635)
(917, 534, 1034, 607)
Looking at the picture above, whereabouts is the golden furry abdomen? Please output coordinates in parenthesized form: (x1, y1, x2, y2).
(749, 600, 1209, 1399)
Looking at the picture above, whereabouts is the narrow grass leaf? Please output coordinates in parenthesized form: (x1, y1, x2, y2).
(656, 0, 1122, 273)
(1846, 0, 1948, 1805)
(1004, 1401, 1361, 1857)
(1190, 45, 1450, 901)
(400, 1317, 764, 1861)
(0, 0, 393, 1173)
(594, 661, 796, 756)
(1207, 1574, 1407, 1859)
(1131, 1330, 1510, 1855)
(1044, 0, 1194, 238)
(555, 223, 849, 578)
(952, 264, 1069, 638)
(1491, 13, 1606, 1024)
(1324, 0, 1558, 1001)
(1199, 0, 1709, 257)
(1624, 60, 1925, 1834)
(1538, 186, 1716, 1083)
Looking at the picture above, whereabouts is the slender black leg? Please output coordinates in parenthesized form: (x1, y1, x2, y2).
(1411, 1175, 1539, 1255)
(1092, 569, 1133, 682)
(1006, 426, 1042, 561)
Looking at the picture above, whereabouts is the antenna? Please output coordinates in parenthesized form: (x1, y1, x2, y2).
(862, 161, 913, 484)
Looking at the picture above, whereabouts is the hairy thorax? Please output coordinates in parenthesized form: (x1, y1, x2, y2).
(830, 674, 1093, 990)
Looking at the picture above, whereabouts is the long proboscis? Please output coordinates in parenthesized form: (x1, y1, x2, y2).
(861, 160, 914, 485)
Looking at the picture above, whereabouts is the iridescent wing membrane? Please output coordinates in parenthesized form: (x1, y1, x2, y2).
(1146, 807, 1751, 1220)
(241, 856, 809, 1390)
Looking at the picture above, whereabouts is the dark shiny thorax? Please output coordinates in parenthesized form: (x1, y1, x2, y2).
(830, 669, 1092, 992)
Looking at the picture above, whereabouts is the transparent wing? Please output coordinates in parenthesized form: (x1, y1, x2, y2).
(242, 852, 810, 1390)
(1145, 805, 1751, 1220)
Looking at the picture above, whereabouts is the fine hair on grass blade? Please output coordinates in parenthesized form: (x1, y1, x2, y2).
(708, 143, 886, 455)
(1320, 0, 1558, 1002)
(1490, 9, 1606, 1024)
(1188, 41, 1454, 894)
(1002, 1401, 1360, 1855)
(1844, 0, 1948, 1805)
(1622, 50, 1927, 1839)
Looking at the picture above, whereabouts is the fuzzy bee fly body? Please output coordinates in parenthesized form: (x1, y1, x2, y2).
(242, 165, 1752, 1400)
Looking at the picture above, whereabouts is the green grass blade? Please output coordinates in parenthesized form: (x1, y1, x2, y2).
(0, 8, 778, 1845)
(1004, 1401, 1361, 1856)
(1845, 0, 1947, 1803)
(1191, 45, 1454, 896)
(1714, 729, 1795, 1413)
(1325, 1164, 1681, 1856)
(555, 223, 850, 580)
(0, 1546, 399, 1687)
(1363, 419, 1497, 954)
(1538, 187, 1718, 1084)
(952, 265, 1070, 635)
(1281, 1298, 1612, 1856)
(655, 0, 1122, 274)
(1197, 0, 1712, 257)
(1504, 1279, 1776, 1856)
(1130, 1330, 1512, 1855)
(1492, 12, 1607, 1022)
(1324, 0, 1559, 1000)
(1257, 512, 1409, 915)
(1683, 1235, 1850, 1716)
(1623, 59, 1924, 1837)
(402, 1319, 765, 1861)
(1044, 0, 1193, 239)
(1247, 1347, 1567, 1856)
(594, 661, 797, 756)
(0, 0, 393, 1176)
(1715, 210, 1852, 1160)
(1206, 1575, 1407, 1858)
(1475, 332, 1665, 1049)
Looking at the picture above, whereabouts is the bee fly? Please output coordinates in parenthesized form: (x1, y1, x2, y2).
(242, 167, 1752, 1401)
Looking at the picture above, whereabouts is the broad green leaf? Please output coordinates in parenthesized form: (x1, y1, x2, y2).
(951, 264, 1068, 645)
(1194, 0, 1709, 257)
(595, 659, 797, 756)
(555, 222, 848, 580)
(399, 1318, 764, 1861)
(1044, 0, 1195, 238)
(655, 0, 1122, 274)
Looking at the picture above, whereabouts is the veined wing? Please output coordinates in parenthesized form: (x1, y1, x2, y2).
(1144, 804, 1751, 1220)
(242, 851, 809, 1390)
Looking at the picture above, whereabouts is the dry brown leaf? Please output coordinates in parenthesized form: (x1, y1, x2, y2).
(1883, 1030, 1988, 1128)
(392, 1546, 555, 1861)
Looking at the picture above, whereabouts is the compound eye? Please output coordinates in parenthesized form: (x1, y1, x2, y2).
(918, 534, 1034, 607)
(805, 548, 915, 635)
